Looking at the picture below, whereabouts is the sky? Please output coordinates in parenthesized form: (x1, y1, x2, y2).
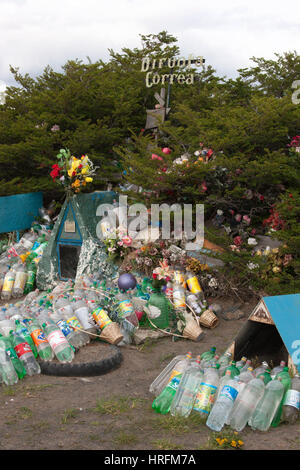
(0, 0, 299, 90)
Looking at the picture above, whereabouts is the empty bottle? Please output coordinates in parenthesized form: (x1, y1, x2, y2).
(1, 267, 16, 301)
(249, 378, 284, 431)
(170, 356, 203, 417)
(193, 364, 220, 417)
(257, 368, 272, 385)
(15, 319, 38, 358)
(206, 375, 240, 431)
(42, 322, 74, 363)
(271, 366, 292, 427)
(73, 299, 97, 334)
(152, 373, 182, 415)
(200, 347, 217, 364)
(239, 359, 252, 373)
(149, 352, 192, 396)
(172, 282, 186, 312)
(223, 360, 240, 378)
(185, 271, 204, 301)
(270, 361, 286, 379)
(253, 361, 269, 377)
(0, 333, 26, 379)
(217, 351, 232, 377)
(229, 376, 265, 432)
(12, 263, 28, 298)
(25, 319, 54, 361)
(186, 294, 202, 315)
(216, 370, 232, 401)
(0, 348, 19, 385)
(10, 330, 41, 376)
(236, 357, 247, 370)
(282, 375, 300, 424)
(23, 262, 37, 295)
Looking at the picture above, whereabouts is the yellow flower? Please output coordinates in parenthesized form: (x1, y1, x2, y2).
(85, 177, 93, 183)
(231, 440, 237, 447)
(238, 440, 244, 446)
(81, 167, 89, 175)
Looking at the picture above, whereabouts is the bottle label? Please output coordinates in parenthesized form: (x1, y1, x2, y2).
(25, 271, 36, 288)
(47, 330, 68, 349)
(6, 347, 19, 360)
(283, 389, 300, 410)
(186, 276, 202, 294)
(173, 271, 186, 287)
(169, 369, 182, 383)
(117, 300, 133, 318)
(173, 292, 186, 308)
(2, 276, 14, 293)
(167, 375, 181, 392)
(14, 272, 28, 291)
(66, 316, 83, 333)
(194, 382, 217, 414)
(92, 308, 112, 330)
(165, 286, 173, 298)
(31, 328, 48, 346)
(56, 320, 73, 338)
(14, 341, 33, 358)
(219, 385, 238, 402)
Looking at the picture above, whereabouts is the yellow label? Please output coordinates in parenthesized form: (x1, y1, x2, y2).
(92, 308, 112, 330)
(168, 369, 180, 383)
(2, 277, 14, 293)
(187, 276, 202, 294)
(173, 271, 187, 288)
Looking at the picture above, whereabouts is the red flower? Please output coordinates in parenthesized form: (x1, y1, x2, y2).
(50, 164, 62, 180)
(259, 195, 264, 201)
(233, 236, 243, 246)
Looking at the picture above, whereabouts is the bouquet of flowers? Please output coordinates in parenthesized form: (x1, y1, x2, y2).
(50, 148, 98, 195)
(103, 227, 133, 262)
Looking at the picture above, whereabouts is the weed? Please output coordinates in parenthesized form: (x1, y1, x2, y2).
(61, 408, 79, 424)
(152, 438, 183, 450)
(114, 431, 139, 446)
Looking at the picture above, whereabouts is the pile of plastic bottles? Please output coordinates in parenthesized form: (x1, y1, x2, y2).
(0, 226, 51, 301)
(150, 349, 300, 431)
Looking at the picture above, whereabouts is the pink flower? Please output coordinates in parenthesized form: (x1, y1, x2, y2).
(235, 214, 242, 222)
(162, 147, 172, 154)
(234, 236, 243, 246)
(243, 215, 251, 225)
(151, 154, 163, 161)
(122, 235, 132, 246)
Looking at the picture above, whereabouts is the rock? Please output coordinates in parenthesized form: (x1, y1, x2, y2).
(222, 309, 246, 321)
(209, 303, 223, 316)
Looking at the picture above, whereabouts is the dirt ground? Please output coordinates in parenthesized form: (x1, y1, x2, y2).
(0, 295, 299, 453)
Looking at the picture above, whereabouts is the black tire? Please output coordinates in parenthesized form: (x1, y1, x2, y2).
(38, 345, 123, 377)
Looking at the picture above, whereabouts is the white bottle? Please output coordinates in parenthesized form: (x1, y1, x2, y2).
(12, 263, 28, 298)
(206, 376, 240, 431)
(229, 377, 265, 431)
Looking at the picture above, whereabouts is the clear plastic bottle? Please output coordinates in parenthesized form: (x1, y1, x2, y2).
(10, 330, 41, 376)
(216, 370, 232, 401)
(73, 299, 97, 334)
(282, 374, 300, 424)
(236, 356, 247, 370)
(149, 352, 192, 396)
(170, 356, 203, 417)
(0, 346, 19, 386)
(257, 368, 272, 385)
(185, 271, 204, 301)
(239, 359, 252, 373)
(217, 351, 232, 377)
(249, 378, 284, 431)
(12, 263, 28, 298)
(60, 309, 90, 347)
(172, 282, 186, 312)
(206, 375, 240, 431)
(253, 361, 269, 377)
(186, 294, 202, 315)
(42, 322, 74, 363)
(223, 360, 240, 378)
(1, 266, 16, 301)
(193, 364, 220, 417)
(271, 366, 292, 428)
(52, 312, 88, 349)
(229, 376, 265, 431)
(270, 361, 286, 379)
(0, 333, 26, 379)
(25, 319, 54, 361)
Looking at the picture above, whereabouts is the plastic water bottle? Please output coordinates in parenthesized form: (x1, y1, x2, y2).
(170, 356, 203, 417)
(1, 267, 16, 300)
(206, 376, 240, 431)
(229, 376, 265, 431)
(271, 366, 292, 427)
(216, 370, 232, 400)
(185, 271, 204, 301)
(52, 312, 88, 349)
(257, 368, 272, 385)
(200, 346, 217, 364)
(152, 374, 182, 414)
(10, 330, 41, 376)
(0, 333, 26, 379)
(217, 351, 232, 376)
(270, 361, 286, 379)
(0, 348, 19, 385)
(249, 378, 284, 431)
(60, 310, 90, 347)
(239, 359, 252, 373)
(193, 364, 220, 417)
(149, 352, 192, 396)
(172, 282, 186, 312)
(253, 361, 269, 377)
(236, 356, 247, 370)
(12, 263, 28, 298)
(15, 320, 38, 358)
(42, 322, 74, 363)
(23, 262, 37, 295)
(282, 375, 300, 424)
(223, 360, 240, 378)
(25, 319, 54, 361)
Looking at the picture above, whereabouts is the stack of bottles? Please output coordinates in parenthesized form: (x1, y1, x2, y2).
(0, 228, 52, 301)
(150, 349, 300, 431)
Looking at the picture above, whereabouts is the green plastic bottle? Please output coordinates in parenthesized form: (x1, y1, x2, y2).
(23, 262, 37, 294)
(145, 289, 171, 330)
(15, 320, 38, 359)
(257, 368, 272, 385)
(223, 360, 240, 378)
(201, 347, 217, 362)
(271, 366, 292, 427)
(152, 373, 182, 414)
(0, 333, 27, 379)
